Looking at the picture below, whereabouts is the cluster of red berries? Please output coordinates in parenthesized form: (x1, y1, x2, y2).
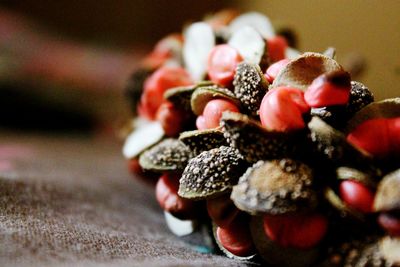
(123, 10, 400, 266)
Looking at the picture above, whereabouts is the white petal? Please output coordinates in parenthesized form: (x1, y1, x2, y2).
(228, 26, 265, 65)
(164, 211, 196, 237)
(229, 12, 275, 39)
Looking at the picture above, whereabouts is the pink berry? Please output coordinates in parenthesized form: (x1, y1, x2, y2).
(259, 87, 309, 132)
(267, 36, 288, 63)
(203, 99, 239, 129)
(304, 70, 351, 108)
(138, 66, 193, 120)
(339, 180, 375, 213)
(156, 102, 186, 137)
(264, 59, 290, 83)
(196, 115, 207, 130)
(207, 44, 243, 87)
(378, 213, 400, 236)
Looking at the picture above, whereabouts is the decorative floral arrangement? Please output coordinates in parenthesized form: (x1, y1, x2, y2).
(122, 10, 400, 266)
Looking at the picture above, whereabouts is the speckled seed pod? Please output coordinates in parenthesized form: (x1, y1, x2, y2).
(345, 98, 400, 134)
(190, 84, 240, 115)
(374, 169, 400, 212)
(324, 187, 364, 220)
(221, 111, 303, 164)
(308, 116, 375, 171)
(347, 81, 374, 117)
(139, 138, 194, 172)
(178, 146, 246, 200)
(231, 159, 317, 215)
(270, 52, 343, 91)
(233, 62, 269, 117)
(164, 81, 214, 112)
(179, 128, 228, 156)
(319, 237, 388, 267)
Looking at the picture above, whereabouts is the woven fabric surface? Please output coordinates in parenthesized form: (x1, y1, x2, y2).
(0, 132, 247, 267)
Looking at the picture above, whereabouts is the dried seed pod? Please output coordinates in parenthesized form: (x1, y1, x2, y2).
(179, 128, 228, 156)
(190, 85, 239, 115)
(271, 52, 343, 91)
(228, 26, 267, 66)
(228, 11, 275, 39)
(346, 98, 400, 133)
(231, 159, 317, 215)
(374, 169, 400, 212)
(379, 236, 400, 265)
(336, 166, 376, 187)
(250, 216, 319, 267)
(308, 116, 375, 170)
(324, 187, 364, 220)
(139, 138, 193, 172)
(164, 81, 214, 112)
(178, 146, 246, 200)
(233, 62, 269, 116)
(221, 112, 304, 163)
(346, 81, 374, 116)
(183, 22, 215, 81)
(122, 120, 164, 159)
(320, 236, 387, 267)
(212, 221, 257, 261)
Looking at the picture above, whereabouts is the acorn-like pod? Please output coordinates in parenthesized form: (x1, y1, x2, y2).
(178, 146, 246, 200)
(336, 166, 377, 187)
(231, 159, 317, 215)
(190, 85, 240, 115)
(271, 52, 343, 91)
(212, 221, 257, 261)
(250, 216, 319, 267)
(139, 138, 194, 172)
(374, 169, 400, 213)
(233, 62, 269, 117)
(179, 128, 228, 156)
(164, 81, 214, 112)
(308, 116, 375, 170)
(346, 98, 400, 133)
(346, 81, 374, 117)
(221, 112, 304, 164)
(324, 187, 364, 221)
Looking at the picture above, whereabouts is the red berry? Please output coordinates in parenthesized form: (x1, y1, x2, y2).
(155, 173, 196, 219)
(304, 71, 351, 108)
(156, 102, 185, 137)
(138, 66, 193, 120)
(259, 87, 309, 132)
(347, 118, 390, 158)
(378, 213, 400, 236)
(216, 217, 255, 257)
(264, 59, 290, 83)
(203, 99, 239, 129)
(263, 213, 328, 249)
(196, 115, 207, 130)
(207, 44, 243, 87)
(339, 180, 375, 213)
(267, 36, 288, 63)
(387, 117, 400, 156)
(142, 34, 183, 69)
(207, 195, 240, 228)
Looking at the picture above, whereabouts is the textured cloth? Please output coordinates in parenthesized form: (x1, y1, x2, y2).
(0, 132, 247, 267)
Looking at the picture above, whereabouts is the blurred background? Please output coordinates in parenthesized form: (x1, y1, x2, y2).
(0, 0, 399, 134)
